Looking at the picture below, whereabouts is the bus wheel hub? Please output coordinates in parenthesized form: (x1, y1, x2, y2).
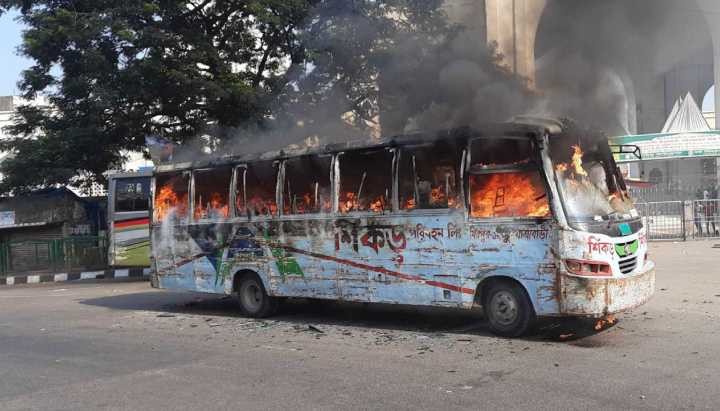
(490, 291, 518, 325)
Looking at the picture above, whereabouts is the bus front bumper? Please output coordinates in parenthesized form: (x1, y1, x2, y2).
(558, 261, 655, 317)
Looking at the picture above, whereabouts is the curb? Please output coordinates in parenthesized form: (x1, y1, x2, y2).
(0, 268, 152, 287)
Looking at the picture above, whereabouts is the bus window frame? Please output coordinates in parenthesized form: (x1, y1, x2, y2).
(466, 136, 553, 222)
(190, 167, 234, 223)
(233, 160, 281, 221)
(113, 177, 151, 214)
(233, 165, 247, 220)
(336, 147, 397, 216)
(396, 143, 466, 215)
(278, 154, 335, 219)
(152, 171, 191, 225)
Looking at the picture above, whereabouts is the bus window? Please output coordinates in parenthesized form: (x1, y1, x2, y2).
(469, 171, 550, 218)
(154, 173, 190, 221)
(399, 143, 462, 210)
(236, 161, 279, 217)
(339, 150, 393, 213)
(469, 138, 549, 218)
(283, 156, 332, 215)
(115, 178, 150, 212)
(471, 138, 532, 168)
(193, 168, 231, 221)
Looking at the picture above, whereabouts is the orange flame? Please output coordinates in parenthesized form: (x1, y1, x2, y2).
(402, 185, 460, 211)
(339, 192, 387, 213)
(244, 196, 278, 216)
(594, 315, 617, 331)
(339, 192, 358, 213)
(284, 191, 332, 214)
(154, 185, 188, 221)
(571, 145, 588, 177)
(470, 172, 550, 218)
(194, 192, 229, 220)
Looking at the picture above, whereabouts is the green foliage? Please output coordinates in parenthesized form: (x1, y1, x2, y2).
(0, 0, 523, 193)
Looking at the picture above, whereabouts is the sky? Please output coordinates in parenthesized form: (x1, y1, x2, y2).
(703, 86, 716, 112)
(0, 10, 32, 97)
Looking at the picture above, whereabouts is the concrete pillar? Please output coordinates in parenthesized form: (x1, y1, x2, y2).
(485, 0, 547, 86)
(714, 49, 720, 130)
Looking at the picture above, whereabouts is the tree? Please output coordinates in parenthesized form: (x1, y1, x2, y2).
(0, 1, 529, 193)
(0, 0, 315, 192)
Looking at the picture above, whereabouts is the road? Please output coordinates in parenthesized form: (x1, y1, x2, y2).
(1, 242, 719, 410)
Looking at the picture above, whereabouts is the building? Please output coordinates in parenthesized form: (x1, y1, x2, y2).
(0, 187, 107, 274)
(613, 93, 720, 201)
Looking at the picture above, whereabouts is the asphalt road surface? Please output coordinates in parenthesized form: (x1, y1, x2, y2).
(1, 242, 719, 410)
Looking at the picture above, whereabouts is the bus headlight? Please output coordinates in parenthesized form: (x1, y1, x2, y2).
(565, 260, 612, 277)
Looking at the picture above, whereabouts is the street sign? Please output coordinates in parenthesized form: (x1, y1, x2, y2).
(611, 131, 720, 163)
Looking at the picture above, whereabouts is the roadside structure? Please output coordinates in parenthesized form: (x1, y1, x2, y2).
(0, 187, 107, 275)
(612, 93, 720, 201)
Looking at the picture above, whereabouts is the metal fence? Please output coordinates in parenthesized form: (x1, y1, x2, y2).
(629, 186, 714, 203)
(0, 236, 107, 277)
(636, 200, 720, 241)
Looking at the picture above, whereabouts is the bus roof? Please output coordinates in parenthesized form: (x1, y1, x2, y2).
(155, 118, 564, 174)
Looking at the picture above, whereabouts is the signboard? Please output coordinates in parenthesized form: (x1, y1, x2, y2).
(0, 211, 15, 227)
(611, 131, 720, 163)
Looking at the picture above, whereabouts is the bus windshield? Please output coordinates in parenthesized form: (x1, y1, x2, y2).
(549, 135, 636, 223)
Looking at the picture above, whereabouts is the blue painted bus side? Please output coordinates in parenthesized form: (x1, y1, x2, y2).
(152, 212, 560, 315)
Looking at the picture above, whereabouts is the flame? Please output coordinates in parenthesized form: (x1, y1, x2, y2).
(339, 192, 358, 213)
(404, 198, 417, 210)
(339, 192, 387, 213)
(154, 185, 188, 221)
(284, 191, 332, 214)
(194, 192, 229, 220)
(571, 145, 588, 177)
(594, 315, 617, 331)
(369, 196, 386, 212)
(245, 196, 278, 216)
(470, 172, 550, 218)
(402, 185, 460, 210)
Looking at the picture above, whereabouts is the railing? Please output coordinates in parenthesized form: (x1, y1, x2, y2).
(0, 236, 107, 277)
(629, 186, 715, 203)
(636, 200, 720, 241)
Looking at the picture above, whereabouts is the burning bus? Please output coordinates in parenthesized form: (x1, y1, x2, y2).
(149, 118, 654, 337)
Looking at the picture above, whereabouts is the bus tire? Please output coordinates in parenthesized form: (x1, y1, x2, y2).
(484, 281, 536, 338)
(236, 274, 278, 318)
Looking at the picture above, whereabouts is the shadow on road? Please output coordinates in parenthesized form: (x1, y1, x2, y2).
(80, 290, 612, 342)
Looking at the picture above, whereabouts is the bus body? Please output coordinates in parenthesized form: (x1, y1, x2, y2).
(108, 171, 153, 268)
(149, 119, 655, 336)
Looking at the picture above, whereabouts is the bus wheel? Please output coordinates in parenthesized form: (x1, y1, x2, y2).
(484, 282, 535, 338)
(237, 274, 278, 318)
